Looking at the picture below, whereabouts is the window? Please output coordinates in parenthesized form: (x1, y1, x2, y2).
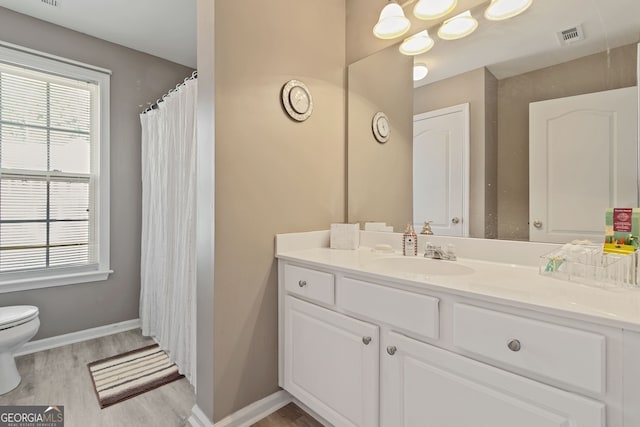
(0, 43, 111, 292)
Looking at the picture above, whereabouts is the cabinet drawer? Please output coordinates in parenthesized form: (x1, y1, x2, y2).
(453, 304, 605, 395)
(284, 264, 335, 305)
(338, 277, 439, 339)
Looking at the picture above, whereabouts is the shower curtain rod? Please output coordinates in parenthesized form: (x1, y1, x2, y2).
(141, 70, 197, 114)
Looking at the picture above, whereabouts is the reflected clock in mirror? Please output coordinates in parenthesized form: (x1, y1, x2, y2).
(372, 112, 390, 143)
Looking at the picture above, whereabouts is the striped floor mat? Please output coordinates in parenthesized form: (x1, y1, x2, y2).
(87, 344, 184, 408)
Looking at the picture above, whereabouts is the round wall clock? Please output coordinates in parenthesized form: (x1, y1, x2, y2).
(372, 111, 390, 143)
(282, 80, 313, 122)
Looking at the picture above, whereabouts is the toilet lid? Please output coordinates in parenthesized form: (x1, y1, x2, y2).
(0, 306, 39, 329)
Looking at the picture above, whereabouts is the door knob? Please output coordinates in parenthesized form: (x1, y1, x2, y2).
(298, 280, 307, 287)
(362, 336, 372, 345)
(533, 220, 543, 229)
(451, 217, 460, 224)
(386, 345, 397, 355)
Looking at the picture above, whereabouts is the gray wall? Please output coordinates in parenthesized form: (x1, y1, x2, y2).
(348, 44, 414, 231)
(213, 0, 346, 421)
(0, 7, 193, 339)
(497, 43, 638, 240)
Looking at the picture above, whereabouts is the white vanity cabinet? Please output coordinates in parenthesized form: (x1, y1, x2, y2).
(278, 259, 630, 427)
(381, 331, 604, 427)
(283, 295, 380, 427)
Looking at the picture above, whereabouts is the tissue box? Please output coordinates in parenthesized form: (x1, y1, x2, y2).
(330, 223, 360, 250)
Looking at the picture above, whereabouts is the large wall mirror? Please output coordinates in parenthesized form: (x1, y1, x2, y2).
(347, 0, 640, 243)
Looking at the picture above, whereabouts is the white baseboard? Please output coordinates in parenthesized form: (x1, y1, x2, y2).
(15, 318, 141, 356)
(213, 390, 292, 427)
(189, 404, 214, 427)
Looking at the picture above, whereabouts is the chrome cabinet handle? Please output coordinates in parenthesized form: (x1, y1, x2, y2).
(387, 345, 397, 356)
(298, 280, 307, 287)
(507, 339, 522, 352)
(533, 220, 543, 229)
(362, 336, 372, 345)
(451, 217, 460, 224)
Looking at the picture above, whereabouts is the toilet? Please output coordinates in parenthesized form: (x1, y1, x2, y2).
(0, 306, 39, 395)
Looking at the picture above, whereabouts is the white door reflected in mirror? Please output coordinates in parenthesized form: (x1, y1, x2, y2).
(529, 87, 638, 243)
(413, 103, 469, 237)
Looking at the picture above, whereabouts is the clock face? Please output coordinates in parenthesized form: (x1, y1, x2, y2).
(282, 80, 313, 122)
(377, 116, 390, 137)
(372, 112, 390, 143)
(289, 86, 310, 114)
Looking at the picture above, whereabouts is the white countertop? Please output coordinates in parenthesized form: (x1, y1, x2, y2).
(277, 247, 640, 332)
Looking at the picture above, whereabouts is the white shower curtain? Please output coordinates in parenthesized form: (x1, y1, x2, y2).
(139, 78, 197, 383)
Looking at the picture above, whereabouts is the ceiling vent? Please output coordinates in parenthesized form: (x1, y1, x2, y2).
(40, 0, 60, 7)
(557, 25, 585, 46)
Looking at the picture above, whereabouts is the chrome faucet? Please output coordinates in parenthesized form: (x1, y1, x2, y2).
(424, 242, 456, 261)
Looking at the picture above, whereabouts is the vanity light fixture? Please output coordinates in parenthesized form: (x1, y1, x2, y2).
(373, 1, 411, 40)
(484, 0, 533, 21)
(413, 0, 457, 20)
(413, 63, 429, 81)
(400, 30, 435, 55)
(437, 10, 478, 40)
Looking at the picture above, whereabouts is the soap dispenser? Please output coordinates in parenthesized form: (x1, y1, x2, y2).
(402, 224, 418, 256)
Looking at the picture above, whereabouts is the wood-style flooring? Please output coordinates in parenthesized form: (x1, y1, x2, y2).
(0, 329, 322, 427)
(0, 329, 195, 426)
(252, 403, 324, 427)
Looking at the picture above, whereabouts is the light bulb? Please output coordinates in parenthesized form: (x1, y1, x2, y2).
(437, 10, 478, 40)
(484, 0, 533, 21)
(400, 30, 435, 56)
(413, 63, 429, 81)
(373, 2, 411, 40)
(413, 0, 457, 20)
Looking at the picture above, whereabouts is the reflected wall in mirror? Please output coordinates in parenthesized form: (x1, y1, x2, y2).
(348, 45, 413, 230)
(347, 0, 640, 243)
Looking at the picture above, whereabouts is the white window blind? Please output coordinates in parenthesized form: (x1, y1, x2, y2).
(0, 62, 97, 274)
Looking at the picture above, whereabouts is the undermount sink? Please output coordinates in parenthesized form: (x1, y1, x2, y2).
(366, 256, 475, 276)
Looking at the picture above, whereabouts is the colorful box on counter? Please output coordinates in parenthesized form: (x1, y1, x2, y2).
(604, 208, 640, 255)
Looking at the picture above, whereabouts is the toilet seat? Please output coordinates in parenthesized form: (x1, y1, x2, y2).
(0, 306, 39, 331)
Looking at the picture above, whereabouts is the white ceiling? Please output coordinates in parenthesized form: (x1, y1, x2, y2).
(0, 0, 196, 68)
(412, 0, 640, 87)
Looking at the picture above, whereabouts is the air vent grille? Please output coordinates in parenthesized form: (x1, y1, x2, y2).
(41, 0, 60, 7)
(557, 25, 585, 45)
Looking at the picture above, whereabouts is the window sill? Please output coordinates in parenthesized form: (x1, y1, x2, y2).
(0, 269, 113, 294)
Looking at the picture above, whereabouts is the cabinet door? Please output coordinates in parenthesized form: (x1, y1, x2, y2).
(382, 331, 604, 427)
(284, 296, 379, 427)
